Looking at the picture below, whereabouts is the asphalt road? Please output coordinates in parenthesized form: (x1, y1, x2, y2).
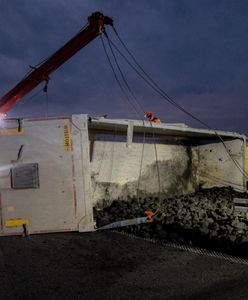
(0, 231, 248, 299)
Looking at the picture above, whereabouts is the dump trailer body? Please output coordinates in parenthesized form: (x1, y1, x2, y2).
(0, 114, 246, 236)
(88, 117, 247, 205)
(0, 114, 93, 236)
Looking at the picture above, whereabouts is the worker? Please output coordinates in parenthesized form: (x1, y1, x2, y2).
(145, 112, 161, 123)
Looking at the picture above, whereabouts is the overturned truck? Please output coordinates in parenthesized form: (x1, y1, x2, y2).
(0, 114, 246, 236)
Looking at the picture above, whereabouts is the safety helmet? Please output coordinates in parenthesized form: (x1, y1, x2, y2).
(145, 112, 153, 118)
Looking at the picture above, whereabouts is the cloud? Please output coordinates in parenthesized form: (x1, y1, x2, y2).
(0, 0, 247, 134)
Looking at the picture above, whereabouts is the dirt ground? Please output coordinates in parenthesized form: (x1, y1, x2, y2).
(1, 231, 248, 300)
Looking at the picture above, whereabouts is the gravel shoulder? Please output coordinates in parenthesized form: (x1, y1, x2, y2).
(0, 231, 248, 299)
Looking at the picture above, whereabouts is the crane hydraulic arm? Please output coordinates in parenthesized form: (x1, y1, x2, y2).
(0, 12, 113, 117)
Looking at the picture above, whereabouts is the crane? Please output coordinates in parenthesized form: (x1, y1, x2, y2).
(0, 11, 113, 118)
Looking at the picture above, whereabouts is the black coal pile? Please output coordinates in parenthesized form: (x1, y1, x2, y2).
(94, 187, 248, 257)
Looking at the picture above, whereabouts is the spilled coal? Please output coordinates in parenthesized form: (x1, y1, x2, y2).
(94, 187, 248, 258)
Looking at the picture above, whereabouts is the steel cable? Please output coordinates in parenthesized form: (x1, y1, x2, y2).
(101, 33, 162, 210)
(109, 28, 247, 179)
(104, 31, 146, 116)
(100, 34, 142, 119)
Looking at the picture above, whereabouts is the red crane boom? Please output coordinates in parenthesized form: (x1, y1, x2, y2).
(0, 12, 113, 116)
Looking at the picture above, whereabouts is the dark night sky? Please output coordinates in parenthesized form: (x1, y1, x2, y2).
(0, 0, 247, 134)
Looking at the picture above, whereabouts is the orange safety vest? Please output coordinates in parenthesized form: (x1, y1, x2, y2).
(146, 115, 160, 123)
(148, 116, 161, 123)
